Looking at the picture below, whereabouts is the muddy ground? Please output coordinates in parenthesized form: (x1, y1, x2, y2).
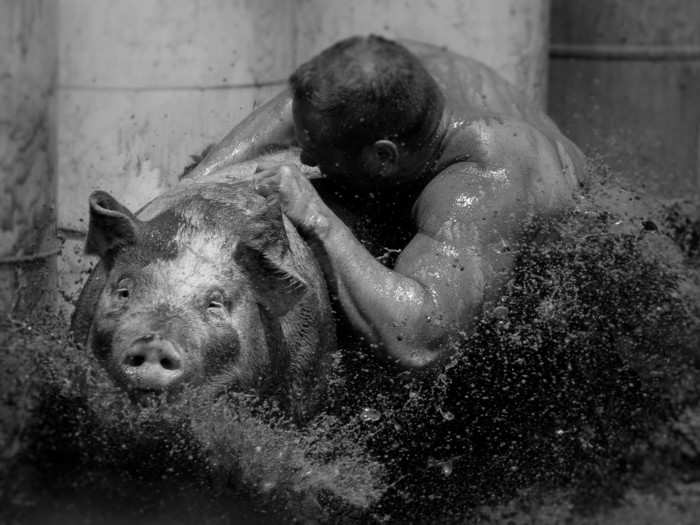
(1, 168, 700, 524)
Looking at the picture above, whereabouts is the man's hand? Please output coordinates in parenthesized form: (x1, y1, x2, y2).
(253, 165, 331, 237)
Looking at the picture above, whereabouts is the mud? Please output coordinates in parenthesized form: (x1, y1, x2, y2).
(1, 164, 699, 524)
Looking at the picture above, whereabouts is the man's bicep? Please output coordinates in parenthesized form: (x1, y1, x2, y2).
(415, 162, 528, 244)
(394, 231, 486, 327)
(405, 164, 526, 316)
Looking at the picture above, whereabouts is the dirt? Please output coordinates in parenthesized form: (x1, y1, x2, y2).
(1, 167, 699, 524)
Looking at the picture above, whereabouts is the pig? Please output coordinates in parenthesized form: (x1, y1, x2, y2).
(71, 176, 335, 421)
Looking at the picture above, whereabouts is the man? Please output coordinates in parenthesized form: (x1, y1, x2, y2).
(186, 36, 586, 369)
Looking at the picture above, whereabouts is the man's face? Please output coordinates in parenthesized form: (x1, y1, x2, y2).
(293, 99, 365, 186)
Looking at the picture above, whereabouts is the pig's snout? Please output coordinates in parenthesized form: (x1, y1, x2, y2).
(121, 336, 184, 389)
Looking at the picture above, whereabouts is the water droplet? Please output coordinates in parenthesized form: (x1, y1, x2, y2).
(360, 407, 381, 422)
(261, 480, 276, 493)
(493, 305, 509, 319)
(441, 460, 453, 476)
(440, 409, 455, 421)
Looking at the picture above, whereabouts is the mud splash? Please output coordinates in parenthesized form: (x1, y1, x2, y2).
(0, 314, 385, 524)
(325, 161, 700, 522)
(2, 164, 699, 523)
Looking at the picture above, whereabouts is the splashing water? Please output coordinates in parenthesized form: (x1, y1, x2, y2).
(2, 162, 699, 523)
(360, 407, 382, 422)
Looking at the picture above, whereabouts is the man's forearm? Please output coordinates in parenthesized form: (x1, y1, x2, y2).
(257, 165, 482, 368)
(313, 210, 452, 368)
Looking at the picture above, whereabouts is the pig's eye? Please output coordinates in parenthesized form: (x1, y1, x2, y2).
(115, 277, 133, 300)
(207, 290, 226, 311)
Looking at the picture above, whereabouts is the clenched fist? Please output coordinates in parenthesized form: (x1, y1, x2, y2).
(252, 165, 332, 237)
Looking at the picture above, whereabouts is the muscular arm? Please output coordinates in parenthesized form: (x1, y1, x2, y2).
(185, 89, 297, 180)
(297, 161, 524, 368)
(281, 118, 579, 369)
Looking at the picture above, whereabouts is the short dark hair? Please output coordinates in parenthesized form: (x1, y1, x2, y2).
(289, 35, 443, 151)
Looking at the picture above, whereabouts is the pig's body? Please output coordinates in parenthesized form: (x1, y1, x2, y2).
(72, 168, 334, 421)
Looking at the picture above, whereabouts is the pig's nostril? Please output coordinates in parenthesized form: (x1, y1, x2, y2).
(125, 355, 145, 367)
(160, 357, 178, 370)
(120, 341, 184, 390)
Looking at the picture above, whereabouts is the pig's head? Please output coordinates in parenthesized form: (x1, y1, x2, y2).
(83, 184, 311, 404)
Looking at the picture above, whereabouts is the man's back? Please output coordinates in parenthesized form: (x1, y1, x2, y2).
(402, 39, 586, 179)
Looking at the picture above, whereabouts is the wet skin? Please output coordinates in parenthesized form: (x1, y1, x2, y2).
(186, 40, 586, 369)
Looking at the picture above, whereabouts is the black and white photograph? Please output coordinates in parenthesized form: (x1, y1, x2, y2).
(1, 1, 699, 523)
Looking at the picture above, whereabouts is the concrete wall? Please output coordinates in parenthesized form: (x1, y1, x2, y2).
(549, 0, 700, 199)
(55, 0, 551, 317)
(0, 0, 58, 317)
(56, 0, 293, 317)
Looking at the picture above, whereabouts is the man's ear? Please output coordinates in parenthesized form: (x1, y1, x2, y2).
(85, 191, 141, 259)
(364, 139, 399, 178)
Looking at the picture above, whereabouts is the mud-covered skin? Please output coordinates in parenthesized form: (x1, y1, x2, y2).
(72, 180, 334, 421)
(185, 40, 585, 369)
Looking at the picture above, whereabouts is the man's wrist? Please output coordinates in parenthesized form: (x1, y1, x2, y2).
(307, 202, 347, 243)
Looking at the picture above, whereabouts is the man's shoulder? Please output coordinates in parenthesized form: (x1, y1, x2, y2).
(415, 126, 582, 238)
(420, 159, 523, 206)
(452, 117, 584, 188)
(413, 160, 525, 237)
(439, 117, 547, 170)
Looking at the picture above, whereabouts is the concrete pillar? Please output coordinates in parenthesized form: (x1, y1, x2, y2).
(0, 0, 58, 318)
(294, 0, 551, 106)
(56, 0, 295, 315)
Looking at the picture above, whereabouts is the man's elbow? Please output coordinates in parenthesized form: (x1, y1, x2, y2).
(379, 310, 479, 370)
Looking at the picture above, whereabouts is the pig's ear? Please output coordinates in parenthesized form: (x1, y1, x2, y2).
(85, 191, 141, 258)
(234, 241, 308, 317)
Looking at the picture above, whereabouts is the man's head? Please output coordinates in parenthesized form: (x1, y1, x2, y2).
(289, 35, 444, 190)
